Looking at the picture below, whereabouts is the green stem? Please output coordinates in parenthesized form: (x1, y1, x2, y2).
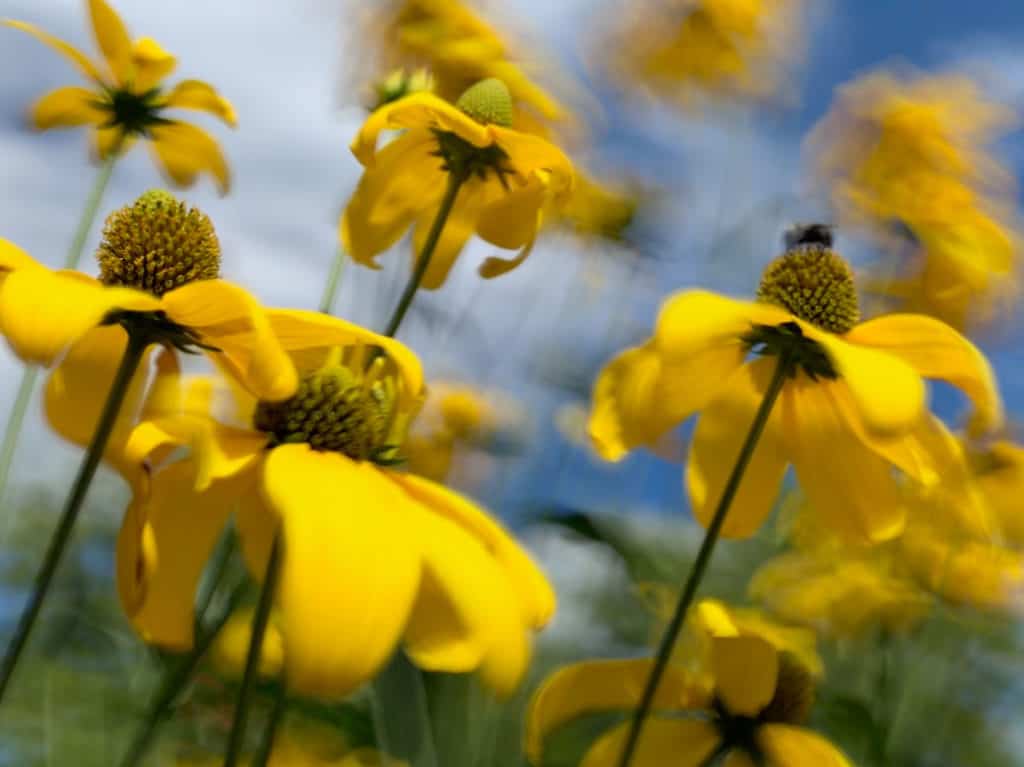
(0, 152, 118, 519)
(382, 169, 467, 338)
(0, 327, 148, 705)
(224, 532, 283, 767)
(615, 352, 794, 767)
(252, 682, 288, 767)
(119, 581, 247, 767)
(318, 245, 347, 314)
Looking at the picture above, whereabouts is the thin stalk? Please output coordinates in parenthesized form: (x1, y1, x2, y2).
(615, 352, 794, 767)
(252, 682, 288, 767)
(318, 245, 347, 314)
(382, 169, 467, 338)
(0, 328, 149, 705)
(0, 151, 118, 520)
(224, 532, 283, 767)
(119, 581, 247, 767)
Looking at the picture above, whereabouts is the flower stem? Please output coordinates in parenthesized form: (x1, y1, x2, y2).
(224, 532, 283, 767)
(382, 169, 468, 338)
(0, 325, 148, 705)
(318, 244, 347, 314)
(252, 681, 288, 767)
(615, 352, 795, 767)
(0, 151, 118, 523)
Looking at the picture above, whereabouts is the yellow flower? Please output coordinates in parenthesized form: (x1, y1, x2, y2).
(606, 0, 804, 106)
(211, 607, 285, 681)
(972, 440, 1024, 547)
(4, 0, 236, 192)
(589, 226, 1001, 542)
(341, 81, 574, 289)
(557, 170, 638, 241)
(116, 313, 555, 700)
(0, 192, 295, 476)
(527, 632, 849, 767)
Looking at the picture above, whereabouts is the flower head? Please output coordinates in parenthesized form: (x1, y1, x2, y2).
(342, 80, 574, 289)
(4, 0, 235, 192)
(589, 225, 1002, 543)
(117, 312, 555, 699)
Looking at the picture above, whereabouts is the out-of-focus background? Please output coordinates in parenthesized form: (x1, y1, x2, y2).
(1, 0, 1024, 765)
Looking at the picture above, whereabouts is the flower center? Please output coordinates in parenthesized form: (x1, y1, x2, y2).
(96, 190, 221, 297)
(455, 77, 513, 127)
(757, 225, 860, 334)
(100, 87, 168, 135)
(253, 350, 400, 462)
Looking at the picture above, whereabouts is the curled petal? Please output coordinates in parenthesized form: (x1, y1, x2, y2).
(130, 36, 176, 92)
(162, 78, 237, 126)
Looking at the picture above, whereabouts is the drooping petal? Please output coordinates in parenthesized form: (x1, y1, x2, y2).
(712, 635, 778, 717)
(130, 37, 176, 92)
(29, 86, 105, 130)
(160, 279, 297, 402)
(387, 472, 555, 629)
(686, 359, 789, 538)
(526, 659, 706, 764)
(812, 331, 926, 436)
(351, 93, 490, 166)
(411, 180, 483, 289)
(94, 125, 132, 160)
(161, 79, 236, 126)
(260, 445, 422, 698)
(149, 121, 230, 194)
(341, 132, 444, 268)
(490, 126, 575, 198)
(476, 177, 546, 280)
(845, 313, 1002, 435)
(2, 20, 103, 82)
(758, 724, 853, 767)
(581, 720, 722, 767)
(0, 269, 158, 365)
(87, 0, 133, 85)
(783, 377, 905, 543)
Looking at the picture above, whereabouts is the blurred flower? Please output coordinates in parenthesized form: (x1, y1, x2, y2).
(556, 171, 638, 241)
(0, 192, 294, 477)
(527, 631, 848, 766)
(211, 607, 285, 681)
(118, 314, 555, 699)
(604, 0, 805, 107)
(971, 440, 1024, 547)
(342, 79, 574, 289)
(369, 67, 436, 110)
(589, 226, 1001, 542)
(4, 0, 235, 192)
(808, 70, 1020, 330)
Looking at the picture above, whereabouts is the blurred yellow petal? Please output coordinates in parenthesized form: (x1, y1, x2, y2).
(0, 268, 158, 365)
(149, 121, 230, 194)
(581, 720, 721, 767)
(2, 20, 103, 82)
(476, 179, 546, 280)
(712, 635, 778, 717)
(491, 127, 574, 196)
(29, 86, 105, 129)
(261, 445, 422, 698)
(162, 79, 237, 126)
(0, 238, 42, 274)
(161, 280, 297, 402)
(687, 359, 788, 538)
(94, 125, 131, 160)
(526, 659, 704, 764)
(411, 184, 482, 290)
(758, 724, 853, 767)
(846, 313, 1002, 435)
(87, 0, 133, 84)
(130, 36, 176, 92)
(212, 608, 284, 680)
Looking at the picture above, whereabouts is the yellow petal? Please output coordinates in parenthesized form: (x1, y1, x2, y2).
(87, 0, 133, 85)
(758, 724, 853, 767)
(783, 378, 905, 543)
(0, 269, 158, 365)
(211, 608, 284, 680)
(29, 85, 105, 130)
(476, 178, 546, 280)
(814, 331, 926, 436)
(160, 279, 297, 402)
(581, 720, 721, 767)
(264, 308, 424, 406)
(712, 635, 778, 717)
(117, 459, 251, 649)
(260, 445, 422, 698)
(130, 36, 176, 92)
(149, 121, 231, 194)
(846, 313, 1002, 435)
(653, 291, 791, 358)
(162, 78, 237, 127)
(526, 659, 705, 764)
(2, 20, 103, 82)
(351, 93, 490, 167)
(0, 238, 41, 274)
(411, 181, 482, 289)
(491, 127, 575, 198)
(387, 472, 555, 629)
(94, 125, 132, 160)
(341, 132, 443, 269)
(686, 358, 789, 539)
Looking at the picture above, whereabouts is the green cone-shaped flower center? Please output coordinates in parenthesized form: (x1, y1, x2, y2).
(253, 363, 397, 461)
(456, 77, 513, 127)
(757, 230, 860, 334)
(97, 189, 220, 297)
